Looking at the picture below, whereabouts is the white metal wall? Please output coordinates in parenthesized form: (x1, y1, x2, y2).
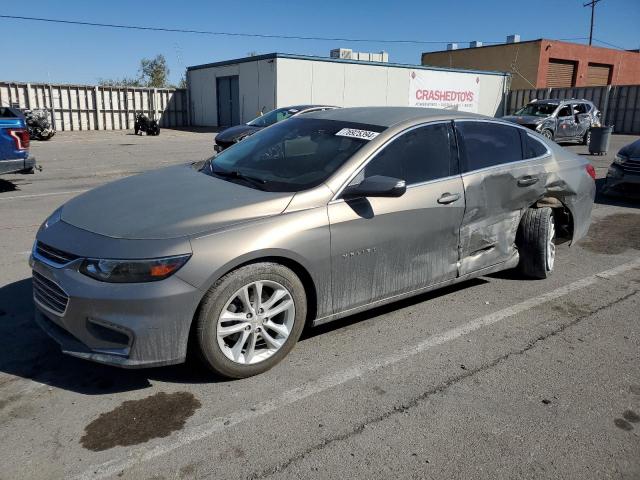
(0, 82, 188, 131)
(275, 58, 508, 116)
(188, 59, 276, 126)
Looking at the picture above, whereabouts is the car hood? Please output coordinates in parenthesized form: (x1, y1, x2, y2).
(215, 124, 262, 143)
(619, 138, 640, 160)
(60, 165, 293, 240)
(502, 115, 545, 125)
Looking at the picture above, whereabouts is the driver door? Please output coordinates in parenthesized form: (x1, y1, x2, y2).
(328, 122, 465, 314)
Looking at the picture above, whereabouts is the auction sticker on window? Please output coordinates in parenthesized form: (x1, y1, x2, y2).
(335, 128, 380, 140)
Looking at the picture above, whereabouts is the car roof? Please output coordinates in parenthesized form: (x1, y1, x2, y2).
(300, 106, 486, 128)
(533, 99, 591, 105)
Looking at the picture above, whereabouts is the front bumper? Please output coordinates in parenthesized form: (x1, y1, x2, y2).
(604, 164, 640, 195)
(30, 253, 202, 369)
(0, 155, 36, 175)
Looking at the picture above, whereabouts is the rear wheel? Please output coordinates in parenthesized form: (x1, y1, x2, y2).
(195, 262, 307, 378)
(516, 207, 556, 279)
(541, 129, 554, 141)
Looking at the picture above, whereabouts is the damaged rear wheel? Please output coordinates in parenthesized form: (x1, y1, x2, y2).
(516, 207, 555, 279)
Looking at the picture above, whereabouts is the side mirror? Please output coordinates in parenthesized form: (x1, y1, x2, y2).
(342, 175, 407, 199)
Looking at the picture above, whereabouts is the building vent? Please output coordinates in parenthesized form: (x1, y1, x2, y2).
(506, 34, 521, 44)
(330, 48, 353, 59)
(330, 48, 388, 62)
(447, 43, 458, 51)
(469, 41, 483, 48)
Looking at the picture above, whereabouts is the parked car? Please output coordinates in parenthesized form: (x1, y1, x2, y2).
(603, 137, 640, 196)
(502, 99, 601, 144)
(30, 107, 595, 378)
(214, 105, 337, 152)
(0, 107, 36, 175)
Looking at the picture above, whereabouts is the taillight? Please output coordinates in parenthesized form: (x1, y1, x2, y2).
(585, 164, 596, 180)
(8, 128, 30, 150)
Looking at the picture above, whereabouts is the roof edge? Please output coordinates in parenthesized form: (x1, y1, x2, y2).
(187, 52, 509, 77)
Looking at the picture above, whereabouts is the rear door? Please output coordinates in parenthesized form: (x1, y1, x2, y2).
(573, 103, 592, 137)
(328, 122, 464, 313)
(454, 120, 550, 276)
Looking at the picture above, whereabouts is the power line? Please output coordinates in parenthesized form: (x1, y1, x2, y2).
(0, 14, 506, 46)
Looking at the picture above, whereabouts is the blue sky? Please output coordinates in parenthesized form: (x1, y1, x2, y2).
(4, 0, 639, 85)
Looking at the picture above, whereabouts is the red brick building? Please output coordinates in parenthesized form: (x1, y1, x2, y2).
(422, 38, 640, 90)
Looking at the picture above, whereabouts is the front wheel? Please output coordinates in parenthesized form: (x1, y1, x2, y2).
(516, 207, 556, 279)
(541, 129, 554, 141)
(582, 128, 591, 146)
(195, 262, 307, 378)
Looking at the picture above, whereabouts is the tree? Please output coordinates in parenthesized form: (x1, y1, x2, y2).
(139, 54, 169, 88)
(97, 54, 171, 88)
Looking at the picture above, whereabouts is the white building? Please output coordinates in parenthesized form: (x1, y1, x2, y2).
(187, 53, 510, 127)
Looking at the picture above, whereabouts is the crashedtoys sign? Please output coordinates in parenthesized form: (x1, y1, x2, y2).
(409, 70, 480, 112)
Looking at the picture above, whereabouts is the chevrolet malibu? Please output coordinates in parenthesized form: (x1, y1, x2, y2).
(30, 107, 596, 378)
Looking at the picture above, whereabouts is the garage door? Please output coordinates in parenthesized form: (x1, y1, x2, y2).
(546, 60, 576, 88)
(586, 63, 612, 86)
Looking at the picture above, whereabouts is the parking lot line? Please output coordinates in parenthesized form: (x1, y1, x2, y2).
(72, 256, 640, 480)
(0, 189, 88, 201)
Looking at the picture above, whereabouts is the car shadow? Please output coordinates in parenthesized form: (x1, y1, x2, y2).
(0, 278, 223, 395)
(0, 179, 19, 193)
(1, 275, 492, 394)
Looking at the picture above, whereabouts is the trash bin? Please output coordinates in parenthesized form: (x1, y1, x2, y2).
(588, 125, 613, 155)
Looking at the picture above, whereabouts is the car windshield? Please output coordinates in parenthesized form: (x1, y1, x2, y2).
(247, 107, 302, 128)
(202, 118, 385, 192)
(515, 103, 558, 117)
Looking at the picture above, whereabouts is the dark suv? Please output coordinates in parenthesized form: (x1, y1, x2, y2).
(502, 99, 601, 144)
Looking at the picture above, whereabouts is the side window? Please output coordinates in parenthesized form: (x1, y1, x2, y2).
(456, 121, 523, 172)
(522, 132, 549, 159)
(557, 105, 572, 117)
(351, 123, 455, 186)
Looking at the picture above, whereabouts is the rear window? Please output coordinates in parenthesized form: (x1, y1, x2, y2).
(522, 132, 549, 159)
(456, 121, 523, 172)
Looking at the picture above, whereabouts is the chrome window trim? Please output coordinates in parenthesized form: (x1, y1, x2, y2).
(330, 120, 454, 202)
(453, 118, 552, 177)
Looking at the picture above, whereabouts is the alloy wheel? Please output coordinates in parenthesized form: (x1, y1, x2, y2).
(546, 216, 556, 272)
(216, 280, 295, 365)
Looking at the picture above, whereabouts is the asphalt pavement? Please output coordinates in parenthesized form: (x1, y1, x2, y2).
(0, 129, 638, 480)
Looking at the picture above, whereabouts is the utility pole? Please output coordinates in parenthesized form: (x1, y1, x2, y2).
(583, 0, 602, 46)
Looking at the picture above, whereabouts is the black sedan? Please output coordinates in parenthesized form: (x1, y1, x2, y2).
(604, 138, 640, 197)
(214, 105, 336, 152)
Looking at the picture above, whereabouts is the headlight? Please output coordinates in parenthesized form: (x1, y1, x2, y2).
(613, 154, 627, 165)
(80, 254, 191, 283)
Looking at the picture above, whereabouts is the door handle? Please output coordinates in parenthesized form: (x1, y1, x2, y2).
(517, 175, 539, 187)
(437, 192, 461, 204)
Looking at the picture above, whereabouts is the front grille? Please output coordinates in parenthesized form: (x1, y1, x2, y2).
(33, 270, 69, 316)
(622, 159, 640, 174)
(35, 241, 79, 266)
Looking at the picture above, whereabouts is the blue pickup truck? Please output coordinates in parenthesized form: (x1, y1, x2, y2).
(0, 107, 36, 175)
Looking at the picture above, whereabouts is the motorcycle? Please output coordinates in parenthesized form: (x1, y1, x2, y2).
(134, 113, 160, 136)
(23, 109, 55, 140)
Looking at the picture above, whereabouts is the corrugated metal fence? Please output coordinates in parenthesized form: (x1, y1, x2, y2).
(0, 82, 188, 131)
(507, 84, 640, 134)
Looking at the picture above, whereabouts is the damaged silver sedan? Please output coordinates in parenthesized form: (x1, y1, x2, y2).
(30, 107, 596, 378)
